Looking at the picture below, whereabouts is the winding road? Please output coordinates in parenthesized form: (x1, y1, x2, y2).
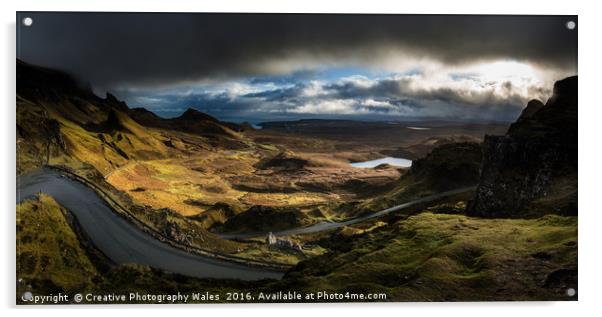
(17, 168, 474, 280)
(17, 169, 283, 281)
(218, 186, 475, 240)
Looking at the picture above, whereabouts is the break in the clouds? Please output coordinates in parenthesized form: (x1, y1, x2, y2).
(17, 12, 577, 122)
(116, 61, 555, 122)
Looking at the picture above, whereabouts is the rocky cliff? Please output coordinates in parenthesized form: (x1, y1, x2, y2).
(467, 76, 577, 218)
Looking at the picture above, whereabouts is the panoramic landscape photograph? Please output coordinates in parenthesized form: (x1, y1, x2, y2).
(16, 12, 577, 303)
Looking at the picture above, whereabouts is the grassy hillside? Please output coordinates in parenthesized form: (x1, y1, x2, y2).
(16, 60, 250, 176)
(16, 94, 177, 175)
(16, 195, 577, 302)
(17, 194, 100, 294)
(282, 211, 577, 301)
(15, 194, 272, 302)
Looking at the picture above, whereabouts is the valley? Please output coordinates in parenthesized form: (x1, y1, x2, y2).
(16, 59, 577, 301)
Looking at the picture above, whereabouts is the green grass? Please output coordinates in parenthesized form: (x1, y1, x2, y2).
(282, 212, 577, 301)
(15, 195, 578, 302)
(17, 194, 100, 294)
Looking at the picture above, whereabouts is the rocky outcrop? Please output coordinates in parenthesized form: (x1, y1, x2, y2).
(517, 99, 545, 122)
(156, 209, 196, 245)
(467, 76, 577, 218)
(162, 220, 194, 245)
(408, 142, 483, 191)
(42, 118, 68, 163)
(103, 109, 123, 131)
(105, 93, 130, 112)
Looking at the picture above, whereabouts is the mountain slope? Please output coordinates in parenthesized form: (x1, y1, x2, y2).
(129, 107, 249, 150)
(280, 212, 577, 301)
(16, 60, 244, 174)
(17, 60, 172, 174)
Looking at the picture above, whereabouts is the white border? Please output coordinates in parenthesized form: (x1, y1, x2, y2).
(2, 0, 600, 316)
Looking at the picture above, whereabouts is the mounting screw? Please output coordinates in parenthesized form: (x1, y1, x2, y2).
(566, 21, 576, 30)
(22, 17, 33, 27)
(566, 288, 576, 297)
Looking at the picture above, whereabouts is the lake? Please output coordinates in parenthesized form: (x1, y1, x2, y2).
(350, 156, 412, 168)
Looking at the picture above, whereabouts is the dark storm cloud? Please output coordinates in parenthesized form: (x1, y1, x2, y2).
(17, 12, 577, 90)
(249, 70, 318, 85)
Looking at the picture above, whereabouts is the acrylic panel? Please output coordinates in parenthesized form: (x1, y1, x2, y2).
(16, 12, 578, 304)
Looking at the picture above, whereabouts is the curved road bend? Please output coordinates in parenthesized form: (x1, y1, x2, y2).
(218, 186, 476, 240)
(17, 168, 283, 281)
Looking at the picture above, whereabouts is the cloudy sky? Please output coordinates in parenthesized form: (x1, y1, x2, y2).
(17, 13, 577, 123)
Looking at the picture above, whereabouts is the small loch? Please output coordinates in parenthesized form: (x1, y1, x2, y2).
(350, 156, 412, 168)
